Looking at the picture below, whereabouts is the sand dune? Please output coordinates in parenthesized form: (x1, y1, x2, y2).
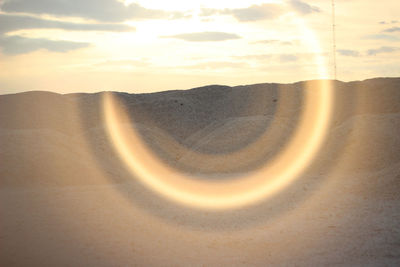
(1, 78, 400, 266)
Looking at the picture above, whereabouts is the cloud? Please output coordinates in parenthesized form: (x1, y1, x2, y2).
(289, 0, 320, 15)
(337, 49, 360, 57)
(161, 32, 241, 42)
(383, 27, 400, 33)
(0, 0, 175, 22)
(0, 14, 135, 34)
(222, 4, 283, 22)
(186, 61, 248, 70)
(199, 8, 219, 17)
(199, 2, 317, 22)
(232, 52, 324, 64)
(251, 39, 298, 46)
(168, 12, 192, 20)
(365, 34, 400, 42)
(0, 35, 89, 55)
(379, 20, 399, 25)
(233, 54, 272, 61)
(281, 41, 296, 46)
(95, 59, 150, 68)
(279, 54, 298, 62)
(367, 46, 399, 56)
(252, 39, 280, 44)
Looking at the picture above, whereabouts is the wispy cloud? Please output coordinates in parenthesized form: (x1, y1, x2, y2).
(0, 0, 185, 22)
(365, 34, 400, 42)
(367, 46, 399, 56)
(199, 4, 283, 22)
(233, 54, 272, 61)
(289, 0, 320, 15)
(199, 8, 219, 17)
(337, 49, 360, 57)
(0, 35, 89, 55)
(233, 52, 325, 64)
(0, 14, 135, 34)
(95, 59, 150, 67)
(199, 1, 319, 22)
(161, 32, 241, 42)
(279, 54, 298, 63)
(222, 4, 283, 22)
(186, 61, 248, 70)
(379, 20, 399, 25)
(337, 47, 399, 57)
(251, 39, 298, 46)
(383, 27, 400, 33)
(252, 40, 280, 45)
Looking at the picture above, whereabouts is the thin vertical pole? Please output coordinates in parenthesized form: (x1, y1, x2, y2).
(332, 0, 337, 80)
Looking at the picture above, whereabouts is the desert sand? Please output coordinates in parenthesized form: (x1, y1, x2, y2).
(1, 78, 400, 266)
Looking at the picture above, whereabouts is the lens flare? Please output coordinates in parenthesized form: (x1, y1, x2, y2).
(102, 13, 333, 210)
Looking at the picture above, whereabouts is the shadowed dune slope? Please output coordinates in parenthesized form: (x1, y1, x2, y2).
(0, 78, 400, 184)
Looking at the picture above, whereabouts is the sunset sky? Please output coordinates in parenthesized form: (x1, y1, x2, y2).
(0, 0, 399, 94)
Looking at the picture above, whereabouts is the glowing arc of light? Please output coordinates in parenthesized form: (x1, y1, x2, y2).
(102, 14, 333, 211)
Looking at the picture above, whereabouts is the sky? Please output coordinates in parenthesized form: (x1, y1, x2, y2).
(0, 0, 399, 94)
